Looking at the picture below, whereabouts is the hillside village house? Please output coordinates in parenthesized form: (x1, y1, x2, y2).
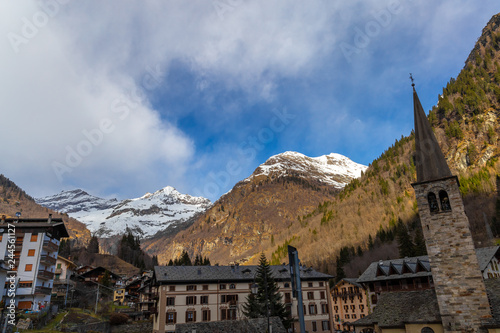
(331, 278, 369, 332)
(0, 215, 68, 311)
(51, 256, 76, 305)
(152, 264, 333, 333)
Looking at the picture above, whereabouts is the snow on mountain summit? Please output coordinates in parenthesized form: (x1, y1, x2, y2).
(36, 187, 211, 238)
(246, 151, 367, 189)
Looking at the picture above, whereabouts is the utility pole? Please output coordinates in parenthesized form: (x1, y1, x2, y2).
(288, 245, 306, 333)
(94, 284, 99, 314)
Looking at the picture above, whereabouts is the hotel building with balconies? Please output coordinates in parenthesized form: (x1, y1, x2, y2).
(0, 215, 68, 310)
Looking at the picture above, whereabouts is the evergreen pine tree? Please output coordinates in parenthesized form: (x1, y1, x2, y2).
(368, 234, 374, 249)
(397, 222, 415, 258)
(167, 259, 174, 266)
(413, 226, 427, 256)
(87, 234, 99, 254)
(242, 253, 291, 330)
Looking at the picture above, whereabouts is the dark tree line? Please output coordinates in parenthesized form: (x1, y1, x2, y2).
(117, 231, 158, 269)
(167, 250, 210, 266)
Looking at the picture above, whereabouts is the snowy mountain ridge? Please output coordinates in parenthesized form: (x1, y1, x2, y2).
(36, 187, 211, 238)
(245, 151, 367, 189)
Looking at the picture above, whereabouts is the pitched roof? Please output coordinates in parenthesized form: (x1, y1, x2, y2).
(357, 256, 431, 283)
(154, 264, 333, 284)
(354, 289, 441, 328)
(355, 279, 500, 329)
(334, 278, 364, 289)
(357, 247, 499, 284)
(476, 246, 500, 272)
(412, 86, 452, 183)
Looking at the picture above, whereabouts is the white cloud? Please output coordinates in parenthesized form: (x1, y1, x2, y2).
(0, 0, 497, 201)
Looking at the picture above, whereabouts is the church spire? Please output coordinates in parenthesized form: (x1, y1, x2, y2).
(412, 75, 452, 183)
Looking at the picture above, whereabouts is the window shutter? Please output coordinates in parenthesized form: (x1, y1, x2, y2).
(194, 296, 197, 305)
(194, 310, 197, 322)
(208, 310, 211, 321)
(185, 311, 188, 323)
(173, 312, 177, 324)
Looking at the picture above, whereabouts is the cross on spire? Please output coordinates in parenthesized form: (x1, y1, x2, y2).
(409, 73, 415, 87)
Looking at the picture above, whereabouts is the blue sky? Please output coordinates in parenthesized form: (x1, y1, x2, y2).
(0, 1, 499, 202)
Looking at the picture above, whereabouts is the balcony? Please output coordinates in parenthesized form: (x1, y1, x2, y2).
(40, 255, 57, 266)
(37, 269, 54, 280)
(42, 240, 59, 252)
(35, 286, 52, 295)
(53, 279, 75, 287)
(55, 268, 62, 274)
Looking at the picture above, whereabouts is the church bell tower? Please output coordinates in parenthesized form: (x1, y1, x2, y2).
(410, 79, 492, 332)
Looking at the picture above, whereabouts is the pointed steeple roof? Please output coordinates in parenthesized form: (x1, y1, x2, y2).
(413, 84, 452, 183)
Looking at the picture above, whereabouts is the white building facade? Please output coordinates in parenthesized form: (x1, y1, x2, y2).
(153, 264, 333, 333)
(0, 216, 68, 311)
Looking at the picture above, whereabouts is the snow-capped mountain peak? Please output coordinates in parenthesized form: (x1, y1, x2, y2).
(36, 187, 211, 238)
(246, 151, 367, 189)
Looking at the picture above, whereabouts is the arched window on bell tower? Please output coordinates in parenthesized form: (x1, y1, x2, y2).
(428, 192, 439, 213)
(439, 190, 451, 212)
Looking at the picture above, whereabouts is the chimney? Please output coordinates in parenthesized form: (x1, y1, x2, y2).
(197, 269, 202, 275)
(48, 214, 52, 223)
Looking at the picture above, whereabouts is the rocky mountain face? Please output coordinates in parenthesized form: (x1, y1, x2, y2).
(36, 186, 212, 239)
(0, 175, 91, 246)
(142, 152, 367, 265)
(36, 189, 118, 214)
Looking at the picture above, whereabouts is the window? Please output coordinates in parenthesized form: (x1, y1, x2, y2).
(284, 282, 290, 288)
(308, 292, 314, 300)
(320, 291, 325, 299)
(421, 328, 435, 333)
(312, 321, 317, 332)
(220, 284, 226, 289)
(359, 304, 365, 311)
(27, 249, 35, 256)
(30, 233, 38, 242)
(57, 263, 62, 269)
(202, 284, 209, 290)
(221, 308, 237, 320)
(18, 281, 32, 288)
(319, 282, 324, 287)
(186, 310, 196, 322)
(25, 264, 32, 272)
(345, 314, 350, 319)
(321, 303, 329, 314)
(169, 286, 175, 292)
(166, 297, 175, 306)
(428, 192, 439, 213)
(166, 312, 176, 324)
(334, 306, 338, 312)
(229, 284, 236, 289)
(371, 294, 377, 305)
(55, 274, 60, 280)
(285, 293, 291, 303)
(186, 296, 196, 305)
(202, 309, 210, 322)
(187, 285, 197, 291)
(309, 304, 317, 315)
(322, 320, 330, 331)
(308, 282, 313, 287)
(200, 296, 208, 304)
(221, 294, 238, 304)
(439, 190, 451, 211)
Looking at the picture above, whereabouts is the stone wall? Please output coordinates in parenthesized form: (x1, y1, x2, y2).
(111, 321, 153, 333)
(413, 176, 492, 332)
